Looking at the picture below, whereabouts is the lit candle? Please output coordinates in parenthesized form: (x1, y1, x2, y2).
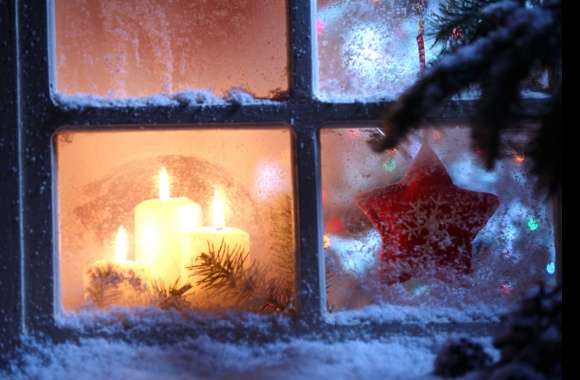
(84, 226, 150, 308)
(181, 188, 251, 284)
(134, 167, 203, 285)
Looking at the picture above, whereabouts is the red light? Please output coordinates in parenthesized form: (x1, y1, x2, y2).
(316, 18, 325, 36)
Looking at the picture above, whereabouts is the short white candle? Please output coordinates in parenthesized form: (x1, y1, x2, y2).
(181, 189, 250, 285)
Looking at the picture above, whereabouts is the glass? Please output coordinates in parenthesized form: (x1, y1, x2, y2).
(54, 0, 288, 99)
(316, 0, 441, 101)
(321, 126, 556, 320)
(315, 0, 551, 101)
(55, 128, 295, 314)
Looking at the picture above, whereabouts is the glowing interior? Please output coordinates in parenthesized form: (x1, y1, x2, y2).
(55, 128, 295, 312)
(54, 0, 288, 98)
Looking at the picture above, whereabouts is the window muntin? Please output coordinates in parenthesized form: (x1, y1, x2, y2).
(321, 126, 556, 318)
(55, 128, 295, 314)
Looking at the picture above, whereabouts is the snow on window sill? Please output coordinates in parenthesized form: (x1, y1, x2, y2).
(324, 303, 506, 326)
(52, 89, 282, 110)
(55, 307, 293, 338)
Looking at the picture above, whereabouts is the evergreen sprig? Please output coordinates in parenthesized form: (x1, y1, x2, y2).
(428, 0, 498, 56)
(149, 278, 193, 311)
(268, 194, 296, 294)
(188, 239, 295, 314)
(190, 239, 250, 292)
(370, 0, 561, 194)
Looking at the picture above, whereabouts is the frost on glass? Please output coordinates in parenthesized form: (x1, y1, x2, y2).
(55, 129, 295, 314)
(54, 0, 288, 99)
(321, 127, 556, 318)
(315, 0, 551, 102)
(316, 0, 441, 101)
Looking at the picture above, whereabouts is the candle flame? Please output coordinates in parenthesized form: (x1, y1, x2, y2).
(211, 188, 226, 228)
(114, 225, 129, 262)
(159, 167, 170, 200)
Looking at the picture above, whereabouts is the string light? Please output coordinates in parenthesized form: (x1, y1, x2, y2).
(383, 157, 397, 172)
(316, 17, 325, 36)
(323, 234, 331, 249)
(431, 130, 443, 141)
(514, 153, 525, 163)
(500, 283, 511, 296)
(527, 216, 540, 231)
(546, 262, 555, 275)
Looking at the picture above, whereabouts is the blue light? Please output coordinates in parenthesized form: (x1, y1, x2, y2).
(546, 262, 556, 275)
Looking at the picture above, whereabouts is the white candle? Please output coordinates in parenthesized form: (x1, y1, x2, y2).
(134, 168, 203, 285)
(181, 189, 250, 284)
(84, 226, 150, 308)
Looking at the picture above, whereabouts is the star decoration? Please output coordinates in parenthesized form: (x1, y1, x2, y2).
(357, 143, 499, 284)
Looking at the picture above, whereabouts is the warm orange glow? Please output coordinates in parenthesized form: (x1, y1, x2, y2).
(114, 225, 129, 262)
(159, 167, 170, 200)
(211, 188, 226, 228)
(323, 234, 331, 249)
(514, 154, 525, 163)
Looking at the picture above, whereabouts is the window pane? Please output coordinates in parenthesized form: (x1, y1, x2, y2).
(54, 0, 288, 99)
(315, 0, 551, 101)
(316, 0, 440, 101)
(55, 128, 295, 314)
(321, 127, 556, 321)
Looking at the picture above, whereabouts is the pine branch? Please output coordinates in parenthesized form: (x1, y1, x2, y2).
(188, 239, 295, 314)
(84, 265, 123, 308)
(370, 0, 561, 194)
(189, 239, 249, 292)
(428, 0, 499, 55)
(268, 194, 296, 293)
(149, 277, 193, 311)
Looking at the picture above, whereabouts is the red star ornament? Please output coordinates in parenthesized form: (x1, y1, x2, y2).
(357, 143, 499, 284)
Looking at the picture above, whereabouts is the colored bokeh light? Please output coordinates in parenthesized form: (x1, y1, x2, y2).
(383, 157, 397, 172)
(527, 216, 540, 231)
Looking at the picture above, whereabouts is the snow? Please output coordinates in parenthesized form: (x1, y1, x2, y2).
(0, 305, 503, 379)
(7, 335, 436, 380)
(53, 89, 280, 110)
(325, 303, 504, 325)
(5, 326, 499, 380)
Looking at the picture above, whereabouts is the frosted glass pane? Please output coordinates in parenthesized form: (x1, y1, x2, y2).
(316, 0, 441, 101)
(321, 127, 556, 320)
(55, 128, 295, 314)
(54, 0, 288, 99)
(316, 0, 551, 101)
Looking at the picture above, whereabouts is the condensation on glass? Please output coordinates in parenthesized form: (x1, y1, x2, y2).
(54, 0, 288, 98)
(316, 0, 441, 101)
(320, 127, 556, 316)
(315, 0, 551, 101)
(54, 128, 295, 314)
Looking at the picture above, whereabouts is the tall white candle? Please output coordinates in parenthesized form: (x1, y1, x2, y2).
(134, 168, 203, 285)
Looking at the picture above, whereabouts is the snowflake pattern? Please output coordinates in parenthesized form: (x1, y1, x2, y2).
(357, 144, 499, 284)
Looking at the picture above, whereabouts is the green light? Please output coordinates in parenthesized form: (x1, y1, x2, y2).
(527, 217, 540, 231)
(383, 158, 397, 172)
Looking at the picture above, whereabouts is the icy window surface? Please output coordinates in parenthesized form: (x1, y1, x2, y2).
(321, 127, 556, 319)
(316, 0, 441, 102)
(315, 0, 551, 102)
(55, 128, 295, 314)
(54, 0, 288, 98)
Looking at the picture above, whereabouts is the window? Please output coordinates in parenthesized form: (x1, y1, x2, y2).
(321, 126, 556, 320)
(2, 0, 558, 340)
